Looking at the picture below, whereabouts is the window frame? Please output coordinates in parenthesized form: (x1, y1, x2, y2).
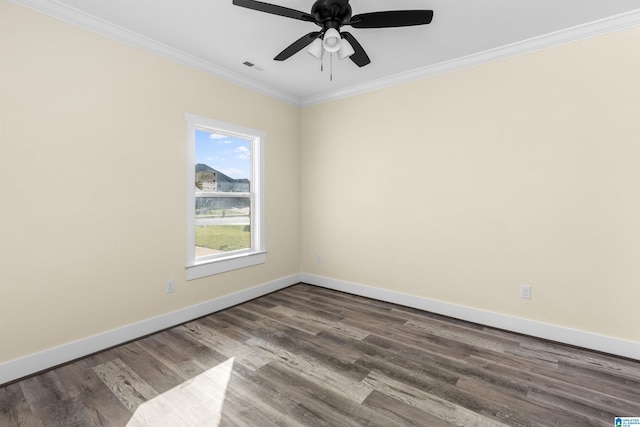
(185, 113, 266, 280)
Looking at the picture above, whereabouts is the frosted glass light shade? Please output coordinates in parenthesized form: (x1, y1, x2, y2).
(322, 28, 341, 53)
(307, 38, 323, 59)
(337, 38, 355, 60)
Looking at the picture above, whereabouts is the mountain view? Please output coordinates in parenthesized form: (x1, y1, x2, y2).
(196, 163, 250, 192)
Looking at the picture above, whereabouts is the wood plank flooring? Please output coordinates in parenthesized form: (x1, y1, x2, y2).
(1, 283, 639, 426)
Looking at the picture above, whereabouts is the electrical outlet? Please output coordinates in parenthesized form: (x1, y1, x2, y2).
(520, 284, 532, 300)
(166, 280, 175, 293)
(316, 254, 323, 263)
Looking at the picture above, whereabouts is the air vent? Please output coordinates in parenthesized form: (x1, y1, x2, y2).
(242, 60, 264, 72)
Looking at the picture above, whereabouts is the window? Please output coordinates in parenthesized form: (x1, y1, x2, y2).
(185, 113, 265, 280)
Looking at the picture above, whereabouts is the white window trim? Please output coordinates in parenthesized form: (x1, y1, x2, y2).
(185, 113, 266, 280)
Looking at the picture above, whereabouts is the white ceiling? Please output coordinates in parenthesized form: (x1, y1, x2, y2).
(13, 0, 640, 105)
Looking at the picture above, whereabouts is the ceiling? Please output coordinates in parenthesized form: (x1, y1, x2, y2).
(14, 0, 640, 105)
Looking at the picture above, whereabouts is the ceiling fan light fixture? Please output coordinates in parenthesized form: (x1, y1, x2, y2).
(322, 28, 341, 53)
(307, 38, 323, 59)
(233, 0, 433, 68)
(337, 38, 355, 60)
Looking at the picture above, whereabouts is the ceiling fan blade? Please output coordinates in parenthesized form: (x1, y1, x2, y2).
(233, 0, 315, 23)
(341, 32, 370, 67)
(349, 10, 433, 28)
(274, 32, 322, 61)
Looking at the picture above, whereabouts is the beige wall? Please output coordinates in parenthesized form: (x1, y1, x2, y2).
(301, 27, 640, 343)
(2, 0, 639, 366)
(0, 1, 300, 362)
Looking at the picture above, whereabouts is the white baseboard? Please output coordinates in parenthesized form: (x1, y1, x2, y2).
(301, 273, 640, 361)
(0, 274, 301, 385)
(3, 272, 637, 385)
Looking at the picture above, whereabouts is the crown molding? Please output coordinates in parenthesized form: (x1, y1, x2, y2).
(9, 0, 640, 108)
(9, 0, 301, 106)
(300, 8, 640, 106)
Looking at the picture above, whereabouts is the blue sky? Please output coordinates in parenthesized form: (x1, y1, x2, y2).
(195, 129, 251, 179)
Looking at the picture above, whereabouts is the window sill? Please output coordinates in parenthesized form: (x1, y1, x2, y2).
(186, 251, 266, 280)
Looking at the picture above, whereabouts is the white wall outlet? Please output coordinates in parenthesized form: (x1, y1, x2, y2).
(166, 280, 175, 293)
(520, 284, 532, 300)
(316, 254, 323, 263)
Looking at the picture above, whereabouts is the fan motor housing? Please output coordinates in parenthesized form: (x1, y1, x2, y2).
(311, 0, 352, 26)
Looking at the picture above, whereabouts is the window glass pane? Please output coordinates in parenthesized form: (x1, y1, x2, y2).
(195, 129, 251, 193)
(195, 197, 251, 256)
(194, 128, 253, 257)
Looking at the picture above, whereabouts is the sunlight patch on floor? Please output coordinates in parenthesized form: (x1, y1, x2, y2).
(126, 357, 235, 427)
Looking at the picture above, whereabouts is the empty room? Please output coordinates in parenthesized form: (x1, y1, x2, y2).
(1, 0, 640, 425)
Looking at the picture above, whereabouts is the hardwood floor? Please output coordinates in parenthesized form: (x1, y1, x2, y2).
(1, 283, 639, 426)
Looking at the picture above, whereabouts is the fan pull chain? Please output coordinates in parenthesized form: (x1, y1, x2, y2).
(330, 53, 333, 81)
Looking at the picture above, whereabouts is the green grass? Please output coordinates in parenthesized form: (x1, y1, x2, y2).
(197, 209, 247, 218)
(195, 225, 250, 252)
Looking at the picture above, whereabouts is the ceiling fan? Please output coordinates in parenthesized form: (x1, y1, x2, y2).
(232, 0, 434, 67)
